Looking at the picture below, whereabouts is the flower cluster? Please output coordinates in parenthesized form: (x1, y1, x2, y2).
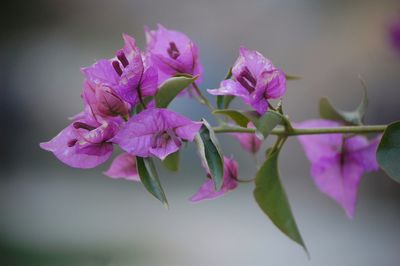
(41, 25, 203, 176)
(41, 24, 397, 252)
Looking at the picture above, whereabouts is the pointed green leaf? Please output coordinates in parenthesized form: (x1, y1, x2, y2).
(285, 74, 301, 80)
(247, 110, 284, 139)
(216, 95, 235, 109)
(136, 157, 168, 207)
(195, 119, 224, 190)
(162, 151, 180, 172)
(212, 109, 250, 127)
(155, 76, 197, 108)
(254, 150, 307, 253)
(377, 121, 400, 182)
(319, 80, 368, 125)
(216, 68, 234, 109)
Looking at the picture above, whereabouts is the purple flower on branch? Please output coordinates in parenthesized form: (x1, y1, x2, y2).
(208, 47, 286, 114)
(296, 119, 380, 218)
(104, 152, 139, 181)
(40, 117, 119, 169)
(190, 157, 239, 202)
(145, 24, 203, 85)
(113, 108, 202, 160)
(82, 34, 158, 106)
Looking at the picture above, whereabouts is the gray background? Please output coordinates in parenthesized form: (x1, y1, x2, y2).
(1, 0, 400, 265)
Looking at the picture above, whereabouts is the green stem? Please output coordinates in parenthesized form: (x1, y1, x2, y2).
(192, 82, 215, 111)
(213, 125, 386, 136)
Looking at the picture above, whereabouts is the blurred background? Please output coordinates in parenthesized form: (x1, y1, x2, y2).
(1, 0, 400, 265)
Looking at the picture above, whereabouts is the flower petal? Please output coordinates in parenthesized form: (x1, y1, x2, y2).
(40, 124, 113, 169)
(296, 119, 343, 163)
(104, 153, 139, 181)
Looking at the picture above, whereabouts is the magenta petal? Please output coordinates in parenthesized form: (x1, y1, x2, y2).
(190, 157, 238, 202)
(311, 156, 364, 218)
(231, 123, 262, 154)
(232, 46, 274, 79)
(345, 135, 381, 172)
(113, 108, 201, 160)
(296, 119, 342, 163)
(145, 24, 203, 81)
(40, 124, 113, 169)
(104, 153, 139, 181)
(81, 59, 119, 87)
(257, 69, 287, 99)
(207, 79, 249, 98)
(149, 139, 181, 160)
(140, 65, 158, 97)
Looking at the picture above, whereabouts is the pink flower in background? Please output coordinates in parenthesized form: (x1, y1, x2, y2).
(145, 24, 203, 84)
(190, 157, 239, 202)
(40, 118, 119, 169)
(231, 122, 262, 154)
(82, 34, 158, 106)
(389, 17, 400, 52)
(113, 108, 202, 160)
(104, 153, 139, 181)
(296, 119, 380, 218)
(208, 47, 286, 114)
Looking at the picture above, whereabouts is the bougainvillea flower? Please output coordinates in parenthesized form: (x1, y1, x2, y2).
(231, 122, 262, 154)
(104, 152, 139, 181)
(83, 80, 130, 118)
(389, 18, 400, 52)
(113, 108, 202, 160)
(190, 157, 239, 202)
(208, 47, 286, 114)
(145, 24, 203, 84)
(40, 118, 119, 169)
(81, 34, 158, 106)
(296, 119, 380, 218)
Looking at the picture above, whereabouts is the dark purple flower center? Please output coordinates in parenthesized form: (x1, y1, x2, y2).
(167, 42, 180, 60)
(112, 50, 130, 76)
(67, 139, 78, 147)
(117, 50, 129, 67)
(237, 67, 256, 94)
(112, 61, 123, 76)
(73, 122, 96, 131)
(151, 129, 181, 149)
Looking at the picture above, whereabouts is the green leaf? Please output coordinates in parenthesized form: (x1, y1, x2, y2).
(248, 110, 284, 139)
(285, 74, 301, 80)
(155, 76, 197, 108)
(162, 151, 180, 172)
(212, 109, 250, 127)
(216, 95, 235, 109)
(377, 121, 400, 182)
(216, 68, 235, 109)
(254, 150, 307, 253)
(319, 79, 368, 125)
(136, 157, 168, 207)
(195, 119, 224, 190)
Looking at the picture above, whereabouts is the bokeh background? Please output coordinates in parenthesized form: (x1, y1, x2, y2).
(1, 0, 400, 265)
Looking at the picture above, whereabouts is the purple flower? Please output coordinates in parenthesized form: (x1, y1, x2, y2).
(190, 157, 239, 202)
(113, 108, 202, 160)
(296, 119, 380, 218)
(104, 152, 139, 181)
(83, 80, 130, 118)
(145, 24, 203, 84)
(231, 122, 262, 154)
(81, 34, 158, 106)
(389, 18, 400, 52)
(40, 117, 119, 169)
(208, 47, 286, 114)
